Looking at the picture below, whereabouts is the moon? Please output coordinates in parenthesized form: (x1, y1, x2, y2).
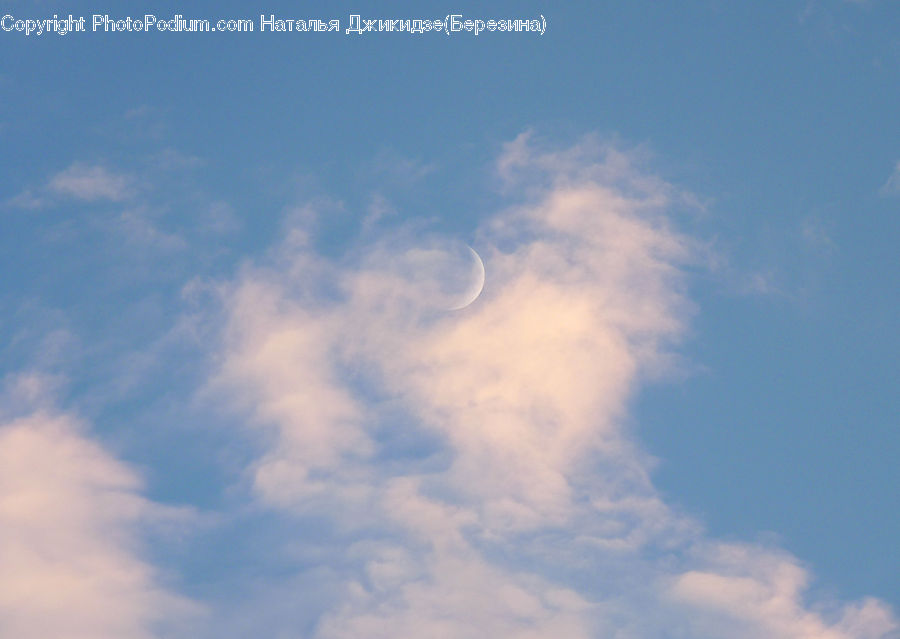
(448, 247, 485, 311)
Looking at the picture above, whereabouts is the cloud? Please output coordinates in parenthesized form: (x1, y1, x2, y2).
(4, 163, 134, 210)
(206, 135, 898, 637)
(0, 379, 198, 638)
(801, 215, 836, 251)
(362, 192, 398, 231)
(880, 161, 900, 196)
(3, 188, 46, 210)
(117, 208, 188, 251)
(48, 163, 133, 202)
(668, 543, 898, 639)
(368, 149, 436, 185)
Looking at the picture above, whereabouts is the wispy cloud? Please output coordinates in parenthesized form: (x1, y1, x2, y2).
(362, 192, 398, 231)
(117, 208, 188, 251)
(206, 135, 898, 637)
(801, 215, 836, 251)
(3, 188, 46, 210)
(48, 163, 133, 202)
(5, 163, 134, 210)
(880, 161, 900, 196)
(368, 149, 436, 185)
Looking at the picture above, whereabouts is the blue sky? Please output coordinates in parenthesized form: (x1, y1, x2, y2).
(1, 1, 898, 637)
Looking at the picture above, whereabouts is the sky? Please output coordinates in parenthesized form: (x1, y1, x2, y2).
(1, 1, 899, 637)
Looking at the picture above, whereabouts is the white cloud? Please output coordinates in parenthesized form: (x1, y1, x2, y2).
(668, 543, 899, 639)
(4, 163, 134, 209)
(208, 135, 898, 637)
(48, 163, 133, 202)
(0, 384, 198, 638)
(317, 541, 593, 639)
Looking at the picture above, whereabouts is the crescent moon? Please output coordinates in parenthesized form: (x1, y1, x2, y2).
(448, 247, 485, 311)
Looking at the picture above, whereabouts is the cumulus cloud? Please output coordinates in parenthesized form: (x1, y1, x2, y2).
(0, 379, 197, 638)
(208, 135, 898, 637)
